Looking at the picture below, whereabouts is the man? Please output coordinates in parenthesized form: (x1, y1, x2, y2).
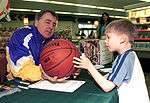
(6, 9, 67, 82)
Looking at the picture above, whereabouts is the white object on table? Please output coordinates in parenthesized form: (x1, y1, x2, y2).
(100, 68, 112, 73)
(94, 65, 104, 70)
(28, 80, 85, 93)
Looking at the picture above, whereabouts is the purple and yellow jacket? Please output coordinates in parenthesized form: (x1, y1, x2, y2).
(6, 25, 59, 81)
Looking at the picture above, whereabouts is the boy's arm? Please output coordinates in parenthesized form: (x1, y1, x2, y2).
(86, 64, 116, 92)
(73, 54, 116, 92)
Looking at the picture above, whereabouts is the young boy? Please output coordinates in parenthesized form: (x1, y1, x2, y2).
(73, 19, 150, 103)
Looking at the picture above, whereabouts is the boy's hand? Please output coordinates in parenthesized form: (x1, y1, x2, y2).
(73, 54, 93, 70)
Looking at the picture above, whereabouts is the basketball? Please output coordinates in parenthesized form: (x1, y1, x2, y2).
(40, 39, 80, 78)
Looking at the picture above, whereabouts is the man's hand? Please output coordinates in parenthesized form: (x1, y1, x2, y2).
(7, 72, 14, 80)
(40, 67, 69, 83)
(46, 76, 69, 83)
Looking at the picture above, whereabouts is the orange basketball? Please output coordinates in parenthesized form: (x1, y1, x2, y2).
(40, 39, 80, 78)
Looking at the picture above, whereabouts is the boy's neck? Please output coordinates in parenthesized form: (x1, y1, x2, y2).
(118, 42, 131, 54)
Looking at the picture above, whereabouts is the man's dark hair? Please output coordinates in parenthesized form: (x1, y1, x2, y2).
(35, 9, 58, 21)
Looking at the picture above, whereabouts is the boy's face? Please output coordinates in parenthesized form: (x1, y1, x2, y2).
(105, 31, 121, 52)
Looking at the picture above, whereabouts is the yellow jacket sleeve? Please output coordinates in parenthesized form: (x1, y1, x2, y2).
(6, 48, 42, 81)
(8, 59, 42, 81)
(6, 49, 42, 81)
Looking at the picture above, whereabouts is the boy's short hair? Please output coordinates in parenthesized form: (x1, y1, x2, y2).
(105, 19, 137, 39)
(35, 9, 58, 21)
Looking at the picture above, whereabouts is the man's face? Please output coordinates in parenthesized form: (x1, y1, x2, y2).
(36, 12, 57, 38)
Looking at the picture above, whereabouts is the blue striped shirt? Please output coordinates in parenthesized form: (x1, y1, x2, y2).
(107, 49, 135, 86)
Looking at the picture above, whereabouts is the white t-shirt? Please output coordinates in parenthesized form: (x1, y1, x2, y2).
(107, 49, 150, 103)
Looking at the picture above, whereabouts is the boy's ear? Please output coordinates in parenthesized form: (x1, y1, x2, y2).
(120, 37, 125, 44)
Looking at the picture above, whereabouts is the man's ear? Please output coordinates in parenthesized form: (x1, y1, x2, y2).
(34, 20, 38, 26)
(55, 20, 58, 29)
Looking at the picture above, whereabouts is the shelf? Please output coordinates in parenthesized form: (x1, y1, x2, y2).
(134, 38, 150, 41)
(137, 29, 150, 32)
(134, 49, 150, 59)
(133, 48, 150, 52)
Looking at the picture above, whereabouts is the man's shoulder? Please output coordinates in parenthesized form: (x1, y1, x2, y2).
(9, 26, 35, 42)
(15, 25, 33, 33)
(12, 25, 35, 38)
